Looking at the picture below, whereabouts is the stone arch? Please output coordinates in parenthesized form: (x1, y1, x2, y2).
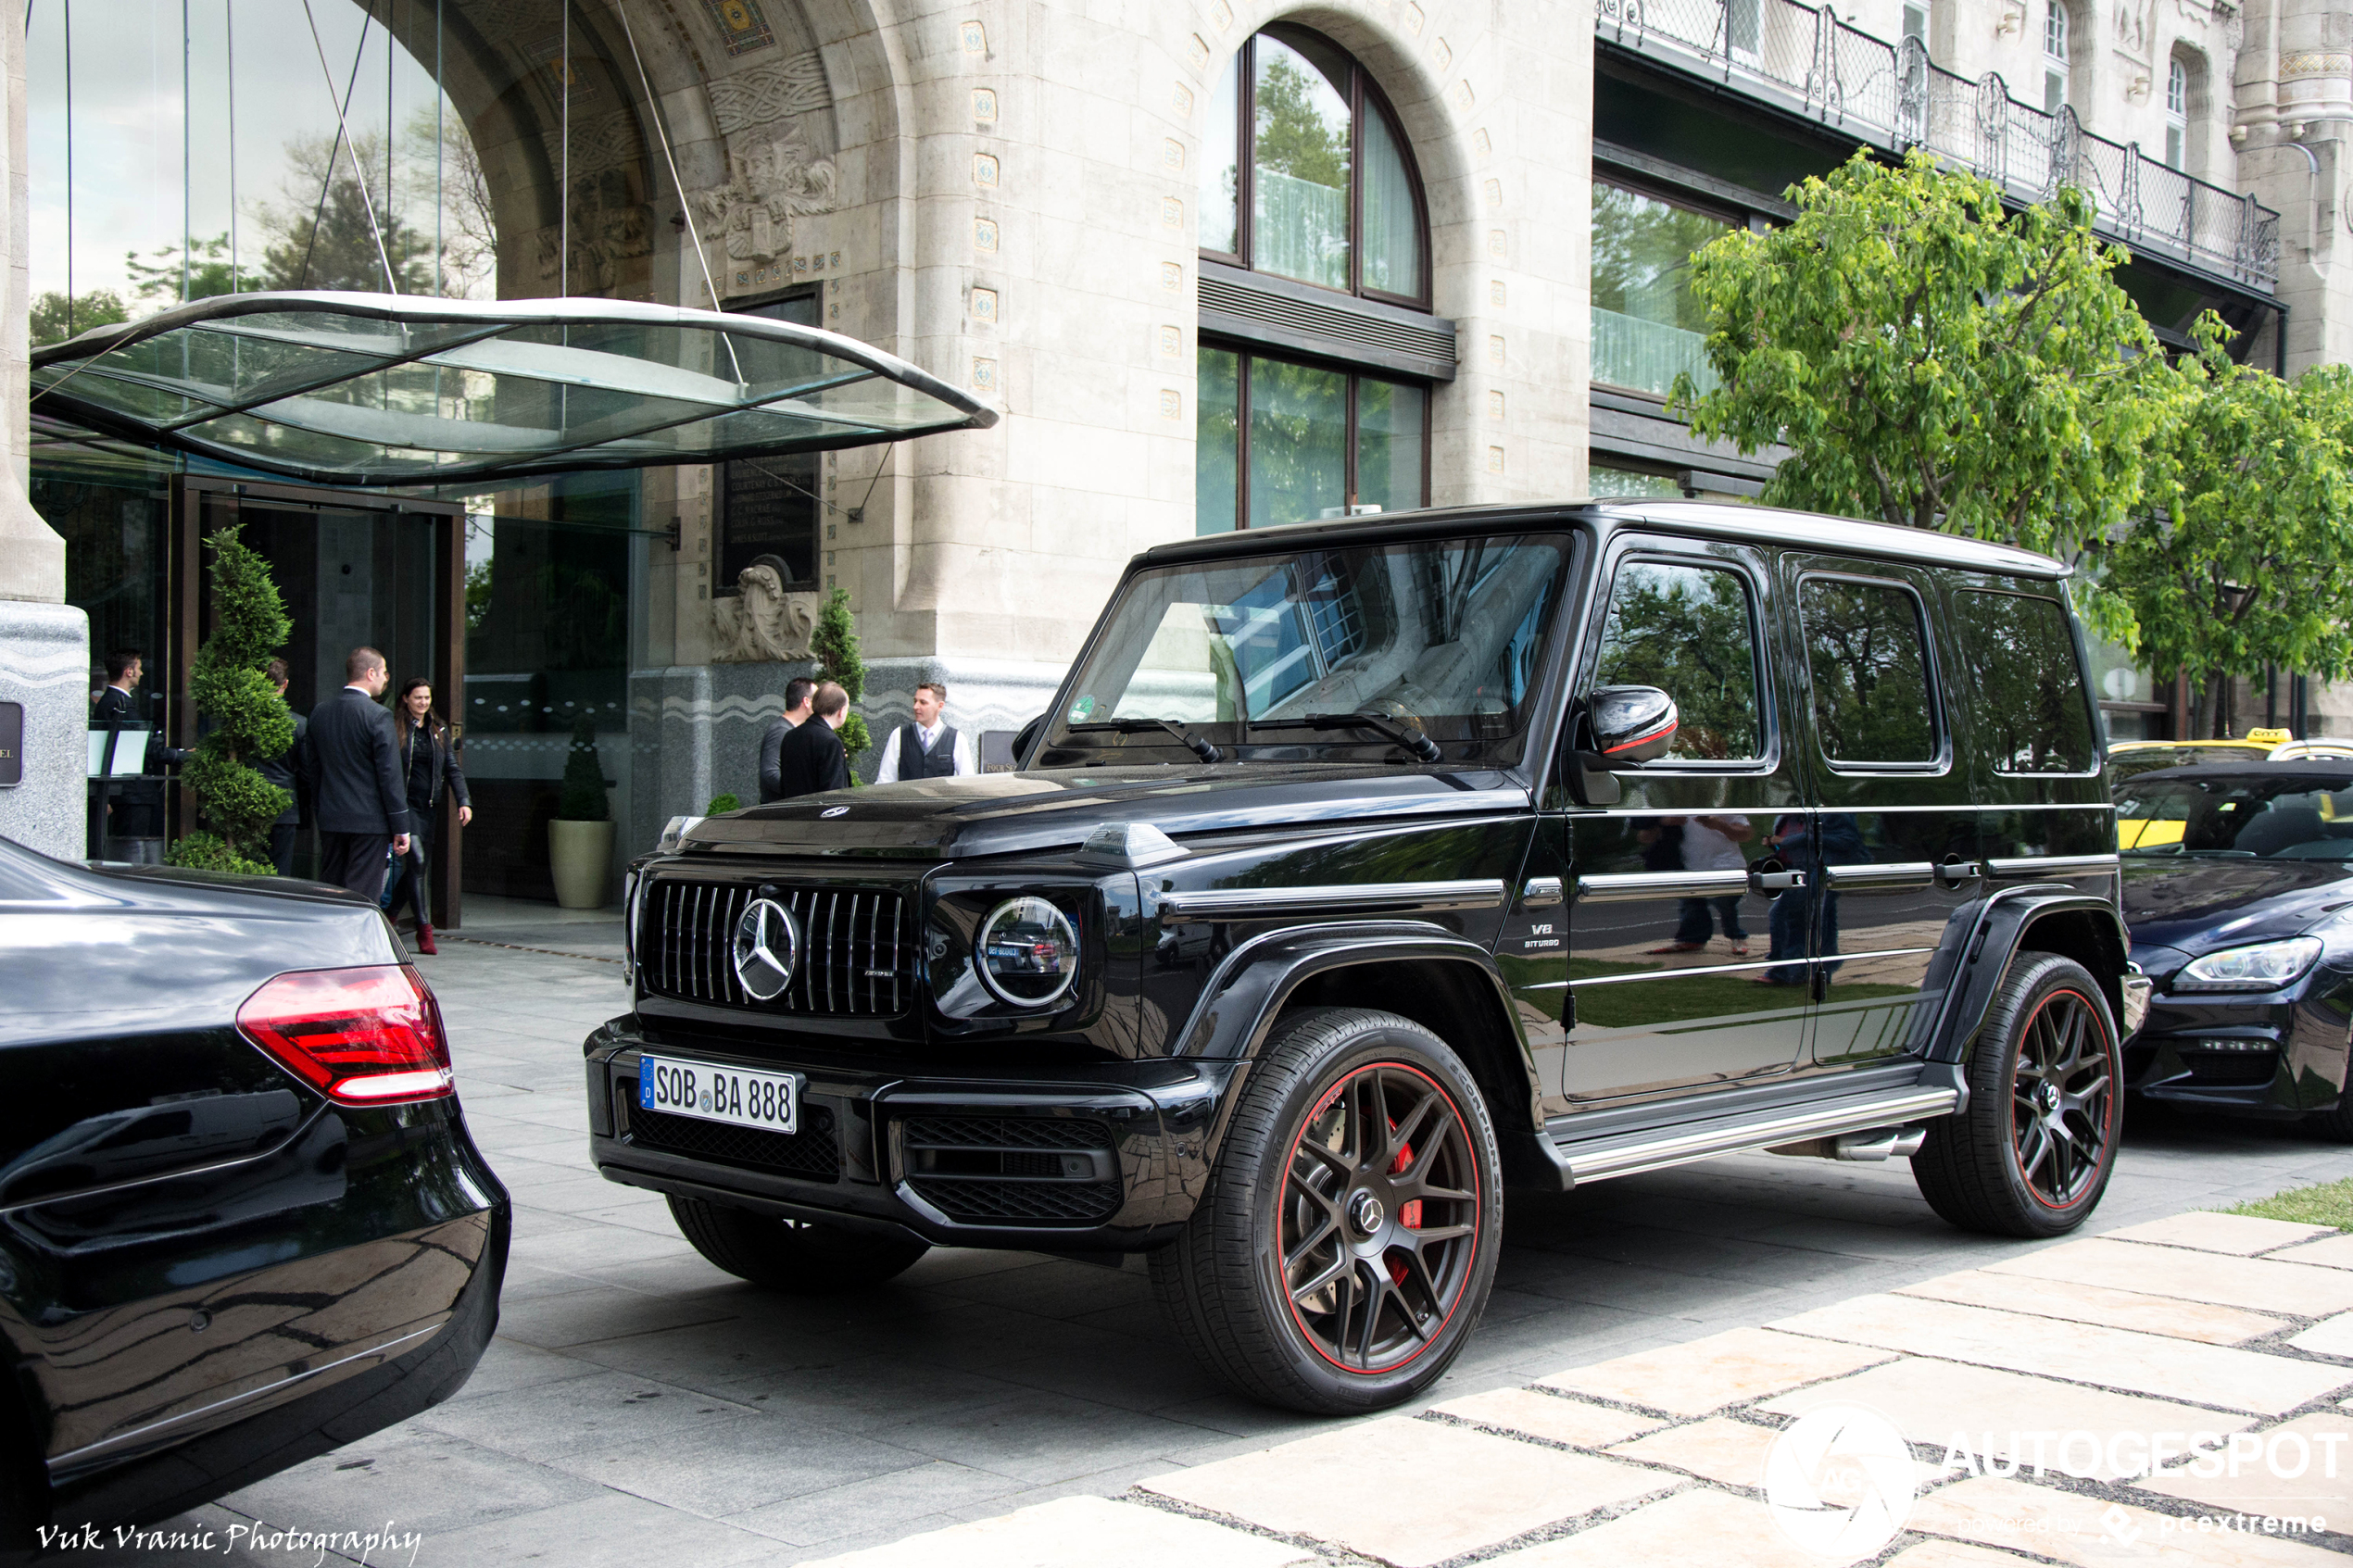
(366, 0, 880, 306)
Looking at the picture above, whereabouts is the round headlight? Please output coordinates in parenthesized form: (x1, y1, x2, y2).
(975, 897, 1080, 1009)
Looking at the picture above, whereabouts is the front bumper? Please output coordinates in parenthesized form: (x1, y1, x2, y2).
(2126, 977, 2353, 1117)
(583, 1016, 1238, 1250)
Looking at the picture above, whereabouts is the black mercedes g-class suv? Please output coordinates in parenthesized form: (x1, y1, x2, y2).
(584, 500, 2148, 1414)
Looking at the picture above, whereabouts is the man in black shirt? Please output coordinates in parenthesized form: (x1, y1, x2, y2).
(758, 675, 817, 804)
(772, 681, 851, 798)
(303, 647, 410, 901)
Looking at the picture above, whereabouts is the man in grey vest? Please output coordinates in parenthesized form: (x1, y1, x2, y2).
(873, 681, 975, 783)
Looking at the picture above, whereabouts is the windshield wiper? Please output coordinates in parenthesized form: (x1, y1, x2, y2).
(1066, 718, 1221, 764)
(1251, 712, 1442, 763)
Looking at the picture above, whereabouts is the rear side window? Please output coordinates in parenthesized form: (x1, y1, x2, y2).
(1800, 577, 1938, 764)
(1592, 559, 1764, 761)
(1955, 589, 2098, 774)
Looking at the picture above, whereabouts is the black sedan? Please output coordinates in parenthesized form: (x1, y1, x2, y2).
(2117, 763, 2353, 1138)
(0, 834, 508, 1544)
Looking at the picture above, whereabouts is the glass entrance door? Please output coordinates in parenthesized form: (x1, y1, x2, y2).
(182, 481, 459, 918)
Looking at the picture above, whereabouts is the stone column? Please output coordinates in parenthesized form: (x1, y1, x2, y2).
(0, 6, 89, 860)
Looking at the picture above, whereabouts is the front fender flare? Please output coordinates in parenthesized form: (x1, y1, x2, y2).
(1167, 921, 1546, 1180)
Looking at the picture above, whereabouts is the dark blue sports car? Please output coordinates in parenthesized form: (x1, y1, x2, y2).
(2118, 763, 2353, 1138)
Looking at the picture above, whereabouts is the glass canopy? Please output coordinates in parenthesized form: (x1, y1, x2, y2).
(29, 293, 998, 486)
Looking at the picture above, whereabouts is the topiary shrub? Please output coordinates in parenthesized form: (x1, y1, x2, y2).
(557, 716, 610, 822)
(704, 793, 742, 815)
(810, 585, 870, 779)
(169, 523, 292, 876)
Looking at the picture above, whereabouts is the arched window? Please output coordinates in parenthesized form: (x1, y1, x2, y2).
(2166, 57, 2188, 169)
(2166, 48, 2208, 174)
(1196, 27, 1433, 535)
(1199, 26, 1428, 305)
(2042, 0, 2070, 113)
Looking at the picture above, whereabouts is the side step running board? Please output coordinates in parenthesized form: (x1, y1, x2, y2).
(1553, 1086, 1961, 1185)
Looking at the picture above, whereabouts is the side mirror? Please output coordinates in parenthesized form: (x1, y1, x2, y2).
(1589, 686, 1680, 765)
(1011, 713, 1045, 769)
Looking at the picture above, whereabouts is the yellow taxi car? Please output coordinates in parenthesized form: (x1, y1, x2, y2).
(2113, 731, 2314, 847)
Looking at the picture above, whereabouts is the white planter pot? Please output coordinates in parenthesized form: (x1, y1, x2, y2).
(548, 818, 615, 909)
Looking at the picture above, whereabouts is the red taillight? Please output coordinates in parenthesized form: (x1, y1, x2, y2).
(237, 965, 455, 1106)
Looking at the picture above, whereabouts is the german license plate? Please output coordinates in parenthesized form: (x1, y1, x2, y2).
(638, 1053, 799, 1135)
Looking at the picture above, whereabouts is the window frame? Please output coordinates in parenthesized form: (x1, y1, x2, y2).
(1199, 341, 1434, 533)
(1958, 585, 2105, 779)
(1587, 174, 1742, 400)
(715, 286, 826, 594)
(1201, 26, 1434, 311)
(1795, 570, 1951, 775)
(1579, 546, 1780, 775)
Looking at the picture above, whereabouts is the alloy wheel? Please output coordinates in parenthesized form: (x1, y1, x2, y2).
(1278, 1062, 1481, 1374)
(2008, 987, 2116, 1209)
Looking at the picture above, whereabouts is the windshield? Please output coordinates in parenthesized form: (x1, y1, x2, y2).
(1038, 534, 1571, 766)
(2117, 775, 2353, 859)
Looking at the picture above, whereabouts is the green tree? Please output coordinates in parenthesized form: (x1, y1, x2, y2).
(256, 132, 435, 294)
(169, 524, 295, 875)
(2109, 332, 2353, 738)
(30, 288, 128, 347)
(558, 716, 610, 822)
(124, 232, 243, 307)
(1252, 56, 1347, 190)
(810, 586, 872, 772)
(1672, 150, 2175, 627)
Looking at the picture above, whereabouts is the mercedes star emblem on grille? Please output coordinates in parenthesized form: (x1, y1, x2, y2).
(731, 897, 801, 1001)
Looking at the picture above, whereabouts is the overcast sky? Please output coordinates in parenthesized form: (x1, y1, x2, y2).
(25, 0, 478, 307)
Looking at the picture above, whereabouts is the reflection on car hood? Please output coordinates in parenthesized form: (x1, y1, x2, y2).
(2120, 859, 2353, 958)
(679, 763, 1531, 860)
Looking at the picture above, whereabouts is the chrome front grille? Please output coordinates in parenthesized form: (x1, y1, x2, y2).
(640, 879, 912, 1017)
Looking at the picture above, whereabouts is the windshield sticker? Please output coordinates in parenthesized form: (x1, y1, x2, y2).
(1069, 696, 1097, 722)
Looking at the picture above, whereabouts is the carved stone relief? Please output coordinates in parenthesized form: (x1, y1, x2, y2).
(693, 125, 838, 269)
(708, 51, 832, 136)
(711, 562, 819, 663)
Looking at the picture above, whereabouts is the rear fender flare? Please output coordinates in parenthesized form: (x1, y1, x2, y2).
(1925, 887, 2131, 1078)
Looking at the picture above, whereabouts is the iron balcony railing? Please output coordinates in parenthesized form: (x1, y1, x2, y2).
(1596, 0, 2280, 292)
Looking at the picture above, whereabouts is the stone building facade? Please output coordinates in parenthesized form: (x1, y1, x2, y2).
(18, 0, 2353, 902)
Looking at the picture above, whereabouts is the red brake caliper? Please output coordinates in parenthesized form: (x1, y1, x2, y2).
(1387, 1129, 1420, 1284)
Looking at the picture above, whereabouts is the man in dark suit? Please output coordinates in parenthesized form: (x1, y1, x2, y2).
(757, 675, 817, 804)
(90, 648, 187, 858)
(304, 647, 410, 900)
(255, 659, 308, 877)
(772, 681, 851, 798)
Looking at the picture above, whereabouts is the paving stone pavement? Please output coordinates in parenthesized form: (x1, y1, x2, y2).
(84, 909, 2353, 1567)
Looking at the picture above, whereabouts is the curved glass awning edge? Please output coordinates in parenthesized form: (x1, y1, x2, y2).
(29, 291, 998, 486)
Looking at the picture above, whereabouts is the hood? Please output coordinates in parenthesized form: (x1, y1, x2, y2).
(2120, 858, 2353, 960)
(678, 763, 1531, 860)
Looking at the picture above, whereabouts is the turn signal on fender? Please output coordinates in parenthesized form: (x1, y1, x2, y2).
(236, 965, 456, 1105)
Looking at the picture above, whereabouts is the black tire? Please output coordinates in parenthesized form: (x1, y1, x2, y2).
(1148, 1007, 1504, 1414)
(1913, 954, 2122, 1237)
(667, 1196, 929, 1292)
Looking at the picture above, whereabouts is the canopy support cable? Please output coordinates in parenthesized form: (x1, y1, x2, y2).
(615, 0, 741, 383)
(299, 0, 398, 293)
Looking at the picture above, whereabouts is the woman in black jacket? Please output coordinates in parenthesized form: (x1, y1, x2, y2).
(389, 677, 471, 954)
